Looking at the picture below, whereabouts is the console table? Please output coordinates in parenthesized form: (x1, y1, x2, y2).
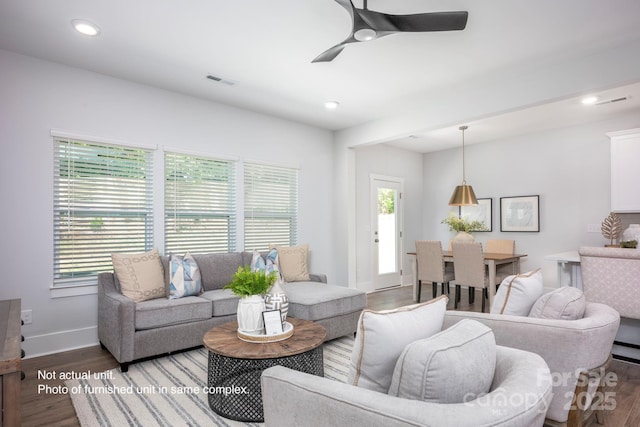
(0, 299, 21, 427)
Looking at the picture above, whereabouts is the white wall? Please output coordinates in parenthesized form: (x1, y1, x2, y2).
(0, 49, 335, 357)
(421, 111, 640, 289)
(353, 144, 423, 291)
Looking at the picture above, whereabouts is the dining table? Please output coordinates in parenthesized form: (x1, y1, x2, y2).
(407, 251, 527, 308)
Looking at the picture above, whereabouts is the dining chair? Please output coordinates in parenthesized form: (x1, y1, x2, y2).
(415, 240, 454, 303)
(451, 242, 502, 312)
(486, 239, 517, 280)
(485, 239, 515, 254)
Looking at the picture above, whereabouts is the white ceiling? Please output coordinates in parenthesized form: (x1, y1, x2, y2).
(1, 0, 640, 152)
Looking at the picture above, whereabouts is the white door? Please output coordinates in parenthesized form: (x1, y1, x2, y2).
(371, 176, 403, 290)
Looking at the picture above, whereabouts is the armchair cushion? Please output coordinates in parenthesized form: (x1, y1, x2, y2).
(490, 268, 543, 315)
(529, 286, 586, 320)
(112, 248, 165, 302)
(389, 319, 496, 403)
(348, 295, 447, 393)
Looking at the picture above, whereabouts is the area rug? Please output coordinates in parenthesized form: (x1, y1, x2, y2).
(66, 336, 353, 426)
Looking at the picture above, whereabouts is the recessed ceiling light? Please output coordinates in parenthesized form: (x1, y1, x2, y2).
(581, 96, 599, 105)
(72, 19, 101, 36)
(324, 101, 340, 110)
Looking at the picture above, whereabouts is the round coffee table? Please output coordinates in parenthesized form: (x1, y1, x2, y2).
(203, 317, 326, 422)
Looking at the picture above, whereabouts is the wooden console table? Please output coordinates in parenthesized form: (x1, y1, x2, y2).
(0, 299, 21, 426)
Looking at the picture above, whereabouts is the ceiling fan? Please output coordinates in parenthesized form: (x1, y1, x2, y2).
(313, 0, 468, 63)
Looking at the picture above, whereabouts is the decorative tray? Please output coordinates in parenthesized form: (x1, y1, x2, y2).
(237, 322, 294, 343)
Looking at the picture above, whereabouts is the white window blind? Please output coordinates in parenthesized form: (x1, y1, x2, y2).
(244, 162, 298, 251)
(53, 138, 154, 286)
(165, 152, 236, 254)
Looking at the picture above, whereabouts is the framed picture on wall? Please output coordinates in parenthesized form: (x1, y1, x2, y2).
(459, 198, 492, 231)
(500, 195, 540, 232)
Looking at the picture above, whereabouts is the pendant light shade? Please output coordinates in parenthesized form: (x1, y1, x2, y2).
(449, 125, 478, 206)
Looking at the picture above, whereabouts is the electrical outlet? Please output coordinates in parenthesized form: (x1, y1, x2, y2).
(21, 309, 32, 325)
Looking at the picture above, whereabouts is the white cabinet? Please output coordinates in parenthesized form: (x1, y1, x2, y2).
(608, 128, 640, 212)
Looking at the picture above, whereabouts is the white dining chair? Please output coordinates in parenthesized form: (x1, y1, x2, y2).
(415, 240, 454, 302)
(451, 242, 502, 312)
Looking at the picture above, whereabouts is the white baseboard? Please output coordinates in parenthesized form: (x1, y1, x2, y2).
(23, 326, 98, 359)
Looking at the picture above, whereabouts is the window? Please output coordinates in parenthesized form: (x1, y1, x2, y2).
(165, 152, 236, 254)
(53, 138, 153, 286)
(244, 162, 298, 251)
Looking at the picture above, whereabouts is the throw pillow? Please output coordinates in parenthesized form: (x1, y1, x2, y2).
(112, 249, 165, 302)
(250, 249, 266, 272)
(265, 248, 281, 278)
(529, 286, 586, 320)
(272, 244, 310, 282)
(490, 268, 544, 316)
(348, 295, 448, 393)
(388, 319, 496, 404)
(169, 253, 203, 299)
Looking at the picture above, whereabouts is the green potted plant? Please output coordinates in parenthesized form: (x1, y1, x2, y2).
(441, 212, 488, 244)
(225, 266, 277, 333)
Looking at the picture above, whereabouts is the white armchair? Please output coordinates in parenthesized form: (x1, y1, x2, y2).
(443, 302, 620, 427)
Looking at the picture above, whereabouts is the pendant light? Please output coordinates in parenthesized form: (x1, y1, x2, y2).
(448, 125, 478, 206)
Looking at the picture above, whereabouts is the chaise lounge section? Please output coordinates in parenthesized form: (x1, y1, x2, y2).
(98, 251, 366, 371)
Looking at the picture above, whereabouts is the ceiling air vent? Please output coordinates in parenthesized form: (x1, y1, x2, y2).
(595, 96, 628, 106)
(206, 74, 236, 86)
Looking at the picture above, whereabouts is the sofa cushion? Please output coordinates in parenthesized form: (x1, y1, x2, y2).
(192, 252, 244, 291)
(169, 253, 203, 299)
(282, 282, 365, 321)
(200, 288, 240, 317)
(347, 295, 447, 393)
(490, 269, 544, 316)
(529, 286, 586, 320)
(388, 319, 496, 403)
(273, 244, 310, 282)
(135, 296, 212, 330)
(112, 249, 165, 302)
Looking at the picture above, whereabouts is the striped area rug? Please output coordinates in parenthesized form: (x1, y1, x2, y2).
(66, 336, 353, 426)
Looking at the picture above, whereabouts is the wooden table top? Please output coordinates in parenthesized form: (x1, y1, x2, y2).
(203, 317, 326, 360)
(408, 251, 526, 261)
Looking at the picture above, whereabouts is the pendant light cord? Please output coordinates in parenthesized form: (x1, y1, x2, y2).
(459, 125, 468, 184)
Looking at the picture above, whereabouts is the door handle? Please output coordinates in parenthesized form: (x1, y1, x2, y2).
(374, 239, 379, 243)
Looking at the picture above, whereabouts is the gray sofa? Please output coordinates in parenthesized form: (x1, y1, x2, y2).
(98, 251, 366, 371)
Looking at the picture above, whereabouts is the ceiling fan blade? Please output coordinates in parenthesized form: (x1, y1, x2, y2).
(359, 10, 468, 32)
(312, 41, 350, 63)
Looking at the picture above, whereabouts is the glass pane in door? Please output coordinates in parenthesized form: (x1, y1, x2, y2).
(377, 187, 397, 275)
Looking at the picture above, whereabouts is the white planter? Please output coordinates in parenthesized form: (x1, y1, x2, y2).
(237, 295, 266, 333)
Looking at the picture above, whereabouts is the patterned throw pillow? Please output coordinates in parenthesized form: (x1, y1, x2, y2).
(273, 244, 310, 282)
(169, 253, 203, 299)
(250, 250, 266, 272)
(112, 249, 165, 302)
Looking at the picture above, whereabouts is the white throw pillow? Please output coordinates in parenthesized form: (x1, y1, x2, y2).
(169, 253, 203, 299)
(272, 244, 310, 282)
(348, 295, 448, 393)
(529, 286, 586, 320)
(112, 249, 165, 302)
(388, 319, 496, 404)
(490, 268, 544, 316)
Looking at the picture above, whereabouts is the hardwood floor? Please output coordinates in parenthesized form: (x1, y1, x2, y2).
(20, 285, 640, 426)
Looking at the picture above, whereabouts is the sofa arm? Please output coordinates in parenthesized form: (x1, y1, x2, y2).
(97, 273, 136, 366)
(262, 346, 551, 427)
